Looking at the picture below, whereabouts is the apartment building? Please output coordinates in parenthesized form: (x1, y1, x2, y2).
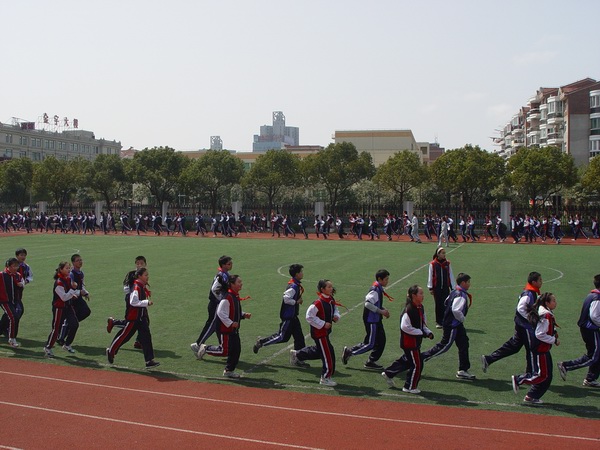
(496, 77, 600, 165)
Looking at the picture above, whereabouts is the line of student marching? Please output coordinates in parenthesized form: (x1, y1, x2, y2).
(2, 247, 598, 405)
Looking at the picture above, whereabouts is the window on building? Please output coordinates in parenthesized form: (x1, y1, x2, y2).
(591, 95, 600, 108)
(5, 134, 13, 143)
(19, 151, 26, 158)
(591, 117, 600, 130)
(32, 152, 41, 161)
(44, 139, 50, 149)
(4, 149, 13, 158)
(94, 146, 99, 154)
(50, 140, 55, 149)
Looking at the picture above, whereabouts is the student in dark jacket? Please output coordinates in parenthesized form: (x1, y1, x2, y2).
(381, 285, 434, 393)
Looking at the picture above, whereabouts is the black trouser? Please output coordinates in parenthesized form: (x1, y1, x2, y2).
(196, 300, 218, 345)
(259, 316, 306, 350)
(422, 324, 470, 371)
(562, 328, 600, 382)
(59, 296, 90, 342)
(485, 323, 534, 375)
(109, 316, 155, 363)
(46, 305, 78, 348)
(349, 321, 386, 362)
(432, 288, 449, 326)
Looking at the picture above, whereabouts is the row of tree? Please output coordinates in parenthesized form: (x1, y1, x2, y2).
(1, 143, 599, 214)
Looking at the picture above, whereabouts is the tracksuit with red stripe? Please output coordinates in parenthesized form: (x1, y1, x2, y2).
(428, 258, 455, 327)
(513, 305, 557, 400)
(205, 289, 247, 372)
(383, 301, 432, 390)
(45, 275, 80, 349)
(295, 294, 341, 379)
(107, 279, 155, 364)
(0, 272, 18, 341)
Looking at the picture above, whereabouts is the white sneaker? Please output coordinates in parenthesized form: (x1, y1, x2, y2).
(43, 346, 54, 358)
(190, 342, 199, 356)
(62, 344, 75, 353)
(223, 370, 241, 378)
(320, 376, 337, 387)
(402, 387, 421, 394)
(511, 375, 519, 394)
(8, 338, 19, 348)
(557, 362, 567, 381)
(196, 344, 207, 360)
(481, 355, 489, 373)
(583, 379, 600, 387)
(381, 372, 395, 388)
(290, 349, 299, 366)
(456, 370, 476, 380)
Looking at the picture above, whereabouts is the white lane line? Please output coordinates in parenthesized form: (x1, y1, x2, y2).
(1, 371, 597, 443)
(0, 400, 322, 450)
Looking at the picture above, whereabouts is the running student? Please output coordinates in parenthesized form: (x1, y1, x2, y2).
(511, 292, 559, 404)
(342, 269, 391, 370)
(196, 274, 251, 378)
(0, 258, 23, 348)
(481, 272, 542, 375)
(421, 273, 476, 380)
(107, 256, 147, 350)
(15, 248, 32, 324)
(106, 267, 160, 368)
(381, 285, 434, 393)
(253, 264, 307, 363)
(191, 255, 232, 357)
(58, 254, 90, 347)
(557, 274, 600, 388)
(291, 280, 341, 386)
(44, 261, 80, 357)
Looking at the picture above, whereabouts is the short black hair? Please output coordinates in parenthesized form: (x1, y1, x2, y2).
(15, 248, 27, 256)
(527, 272, 542, 284)
(594, 274, 600, 289)
(5, 257, 19, 268)
(218, 255, 232, 267)
(375, 269, 390, 281)
(289, 264, 304, 278)
(456, 273, 471, 285)
(135, 256, 147, 264)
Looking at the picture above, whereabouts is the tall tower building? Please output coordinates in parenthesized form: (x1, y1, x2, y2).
(210, 136, 223, 151)
(252, 111, 299, 152)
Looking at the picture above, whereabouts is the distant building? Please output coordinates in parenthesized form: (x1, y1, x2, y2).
(253, 111, 299, 152)
(333, 129, 424, 167)
(1, 116, 121, 162)
(417, 141, 445, 165)
(494, 77, 600, 164)
(210, 136, 223, 151)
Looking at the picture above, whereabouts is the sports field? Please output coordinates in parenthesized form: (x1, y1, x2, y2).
(1, 232, 598, 421)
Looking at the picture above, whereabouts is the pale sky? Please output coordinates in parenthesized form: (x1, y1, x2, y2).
(3, 1, 599, 153)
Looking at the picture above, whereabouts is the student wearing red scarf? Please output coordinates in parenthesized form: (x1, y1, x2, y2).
(291, 279, 341, 386)
(1, 258, 23, 348)
(44, 261, 80, 357)
(106, 267, 159, 368)
(481, 272, 542, 376)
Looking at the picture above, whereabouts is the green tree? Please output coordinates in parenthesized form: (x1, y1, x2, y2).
(242, 149, 301, 214)
(0, 157, 34, 210)
(128, 147, 190, 206)
(180, 150, 245, 214)
(32, 156, 90, 209)
(88, 154, 130, 206)
(302, 142, 375, 214)
(507, 146, 578, 211)
(430, 144, 506, 210)
(373, 150, 427, 206)
(581, 154, 600, 198)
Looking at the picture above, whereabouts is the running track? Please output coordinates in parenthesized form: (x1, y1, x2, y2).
(0, 358, 598, 449)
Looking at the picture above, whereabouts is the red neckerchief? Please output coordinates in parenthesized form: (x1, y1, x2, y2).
(591, 289, 600, 295)
(227, 287, 250, 301)
(456, 285, 472, 308)
(318, 292, 347, 311)
(372, 281, 394, 301)
(290, 278, 305, 297)
(134, 279, 151, 298)
(525, 283, 541, 295)
(4, 269, 22, 284)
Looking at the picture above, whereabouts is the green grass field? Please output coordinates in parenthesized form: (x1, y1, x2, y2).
(1, 233, 598, 419)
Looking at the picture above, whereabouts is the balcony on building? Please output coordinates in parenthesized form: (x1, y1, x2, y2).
(527, 108, 541, 121)
(547, 115, 564, 125)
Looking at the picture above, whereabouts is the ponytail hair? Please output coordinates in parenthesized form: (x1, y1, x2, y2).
(54, 261, 69, 280)
(406, 284, 420, 306)
(528, 292, 554, 326)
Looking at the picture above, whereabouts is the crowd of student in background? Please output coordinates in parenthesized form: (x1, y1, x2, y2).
(1, 210, 598, 243)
